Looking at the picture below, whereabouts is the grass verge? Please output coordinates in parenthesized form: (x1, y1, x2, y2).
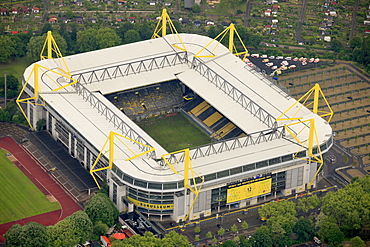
(0, 56, 32, 83)
(137, 112, 214, 153)
(0, 149, 60, 224)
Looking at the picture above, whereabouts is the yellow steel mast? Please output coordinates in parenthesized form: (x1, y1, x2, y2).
(152, 9, 186, 51)
(162, 149, 204, 222)
(194, 23, 249, 60)
(276, 83, 333, 188)
(16, 31, 76, 130)
(90, 131, 155, 189)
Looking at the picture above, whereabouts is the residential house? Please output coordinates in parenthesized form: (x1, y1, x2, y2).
(128, 16, 136, 23)
(49, 17, 57, 24)
(148, 1, 156, 5)
(33, 7, 40, 13)
(0, 8, 7, 15)
(324, 36, 331, 42)
(21, 6, 28, 14)
(264, 10, 271, 17)
(12, 8, 18, 14)
(118, 0, 126, 4)
(76, 0, 83, 6)
(89, 17, 97, 23)
(74, 16, 84, 24)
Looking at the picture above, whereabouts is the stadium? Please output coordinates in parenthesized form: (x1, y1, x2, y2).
(18, 11, 333, 223)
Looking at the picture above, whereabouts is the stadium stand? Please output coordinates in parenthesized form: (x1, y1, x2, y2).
(183, 97, 245, 140)
(106, 80, 183, 119)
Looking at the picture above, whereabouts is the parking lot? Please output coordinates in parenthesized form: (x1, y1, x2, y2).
(246, 55, 322, 76)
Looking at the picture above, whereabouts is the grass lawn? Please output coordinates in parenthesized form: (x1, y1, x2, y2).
(0, 149, 60, 224)
(0, 56, 33, 83)
(137, 113, 214, 152)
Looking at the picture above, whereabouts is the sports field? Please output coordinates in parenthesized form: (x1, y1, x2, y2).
(137, 113, 214, 152)
(0, 149, 60, 224)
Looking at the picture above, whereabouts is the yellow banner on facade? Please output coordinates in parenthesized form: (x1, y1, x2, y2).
(127, 197, 174, 210)
(226, 177, 272, 203)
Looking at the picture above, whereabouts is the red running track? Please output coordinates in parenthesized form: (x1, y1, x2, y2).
(0, 136, 82, 243)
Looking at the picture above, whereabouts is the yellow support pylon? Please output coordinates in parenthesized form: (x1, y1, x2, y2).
(161, 149, 204, 222)
(276, 83, 334, 123)
(40, 31, 71, 76)
(283, 119, 324, 188)
(276, 83, 333, 189)
(194, 23, 249, 60)
(152, 9, 186, 51)
(90, 131, 155, 188)
(16, 64, 78, 130)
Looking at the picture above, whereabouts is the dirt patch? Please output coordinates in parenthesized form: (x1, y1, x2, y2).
(6, 154, 17, 162)
(46, 195, 58, 203)
(346, 169, 366, 179)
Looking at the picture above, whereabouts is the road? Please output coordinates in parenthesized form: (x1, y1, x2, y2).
(244, 0, 252, 27)
(296, 0, 308, 43)
(349, 0, 360, 40)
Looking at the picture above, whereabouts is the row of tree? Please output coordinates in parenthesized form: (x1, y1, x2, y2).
(242, 176, 370, 247)
(4, 191, 192, 247)
(4, 192, 119, 247)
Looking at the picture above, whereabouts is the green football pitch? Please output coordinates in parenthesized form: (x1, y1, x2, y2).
(0, 149, 60, 224)
(137, 113, 214, 152)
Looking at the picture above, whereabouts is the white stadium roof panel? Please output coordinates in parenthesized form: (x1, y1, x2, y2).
(176, 70, 265, 133)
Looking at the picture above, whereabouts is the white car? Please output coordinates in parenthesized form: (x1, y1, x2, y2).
(266, 62, 274, 67)
(237, 218, 242, 223)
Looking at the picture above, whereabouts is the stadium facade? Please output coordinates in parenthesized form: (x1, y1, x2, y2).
(21, 33, 333, 222)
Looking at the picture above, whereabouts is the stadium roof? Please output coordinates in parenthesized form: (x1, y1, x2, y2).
(24, 33, 332, 184)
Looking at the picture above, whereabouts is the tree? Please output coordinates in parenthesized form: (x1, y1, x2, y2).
(258, 200, 296, 220)
(41, 23, 53, 35)
(241, 221, 249, 230)
(116, 231, 160, 246)
(252, 226, 273, 247)
(162, 230, 192, 247)
(68, 210, 93, 243)
(321, 176, 370, 235)
(318, 222, 344, 246)
(218, 227, 225, 237)
(349, 236, 365, 247)
(124, 29, 141, 44)
(212, 236, 218, 244)
(294, 217, 314, 242)
(296, 195, 320, 213)
(4, 224, 23, 246)
(191, 4, 201, 13)
(0, 35, 16, 63)
(19, 222, 50, 247)
(27, 32, 67, 62)
(5, 222, 49, 247)
(194, 226, 201, 233)
(48, 218, 81, 247)
(231, 224, 238, 233)
(221, 240, 237, 247)
(206, 231, 213, 239)
(0, 74, 19, 98)
(96, 27, 121, 48)
(77, 29, 98, 52)
(93, 221, 108, 236)
(194, 235, 200, 242)
(85, 192, 119, 226)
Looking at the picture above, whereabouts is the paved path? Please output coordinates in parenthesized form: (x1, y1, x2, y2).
(0, 137, 82, 243)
